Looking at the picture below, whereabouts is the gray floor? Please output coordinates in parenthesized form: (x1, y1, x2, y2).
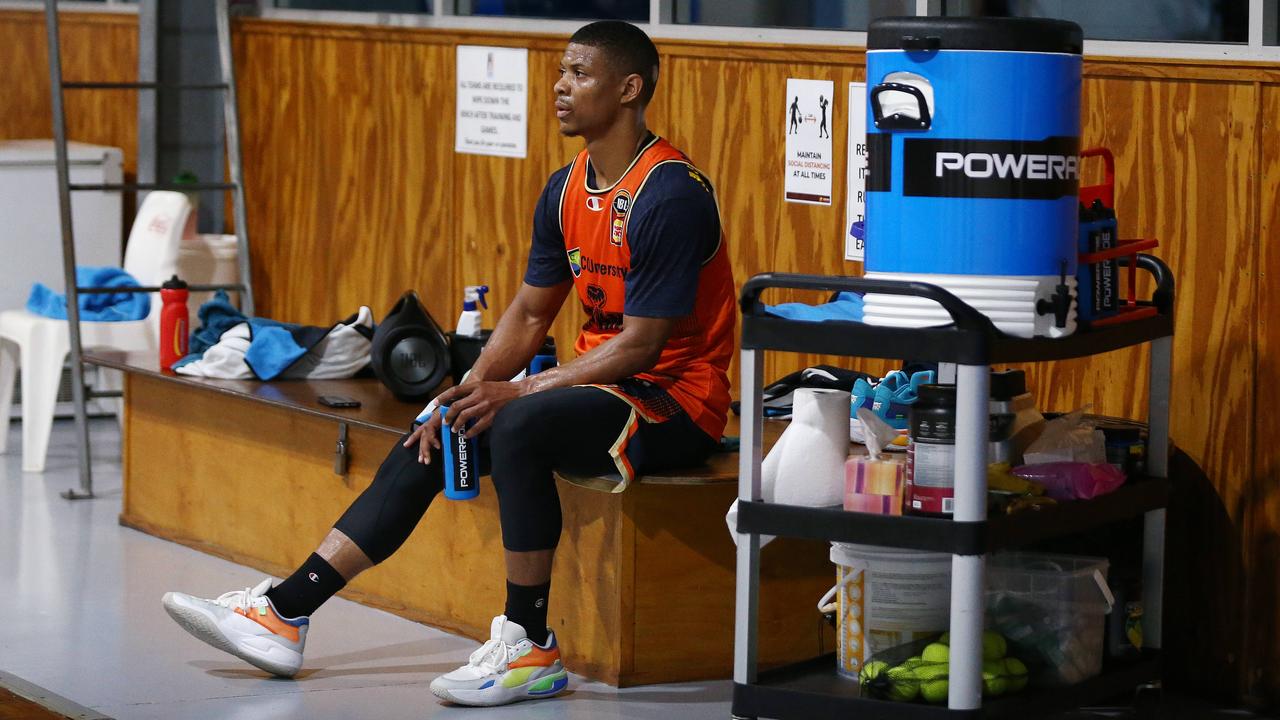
(1, 419, 732, 720)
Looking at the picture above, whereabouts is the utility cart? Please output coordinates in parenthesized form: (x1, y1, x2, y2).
(731, 254, 1174, 718)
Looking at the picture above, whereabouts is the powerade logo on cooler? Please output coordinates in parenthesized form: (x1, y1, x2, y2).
(901, 136, 1079, 200)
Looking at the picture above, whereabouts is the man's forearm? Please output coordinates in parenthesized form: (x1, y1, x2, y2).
(521, 328, 661, 395)
(466, 302, 554, 384)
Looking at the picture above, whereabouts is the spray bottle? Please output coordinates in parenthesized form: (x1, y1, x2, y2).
(456, 285, 489, 337)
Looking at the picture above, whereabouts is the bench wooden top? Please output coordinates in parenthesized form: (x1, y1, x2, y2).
(87, 351, 790, 486)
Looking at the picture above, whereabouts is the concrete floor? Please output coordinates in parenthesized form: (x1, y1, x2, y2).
(0, 419, 732, 720)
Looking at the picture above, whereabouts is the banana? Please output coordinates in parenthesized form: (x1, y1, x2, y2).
(987, 462, 1045, 496)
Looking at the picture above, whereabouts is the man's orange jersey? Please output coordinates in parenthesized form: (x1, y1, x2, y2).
(524, 134, 735, 442)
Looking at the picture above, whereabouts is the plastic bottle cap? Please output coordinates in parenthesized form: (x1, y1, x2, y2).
(161, 275, 188, 290)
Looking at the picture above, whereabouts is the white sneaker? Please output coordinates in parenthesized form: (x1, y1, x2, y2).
(429, 615, 568, 707)
(162, 578, 308, 678)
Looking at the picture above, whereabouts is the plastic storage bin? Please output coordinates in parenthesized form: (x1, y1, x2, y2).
(985, 552, 1113, 687)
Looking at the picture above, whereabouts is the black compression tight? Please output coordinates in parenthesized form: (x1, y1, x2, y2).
(333, 385, 717, 563)
(333, 432, 444, 564)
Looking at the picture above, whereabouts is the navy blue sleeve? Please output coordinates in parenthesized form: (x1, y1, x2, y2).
(624, 163, 721, 318)
(523, 166, 572, 287)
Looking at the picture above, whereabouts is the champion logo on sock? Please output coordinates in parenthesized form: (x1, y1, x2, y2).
(308, 572, 320, 583)
(535, 598, 545, 608)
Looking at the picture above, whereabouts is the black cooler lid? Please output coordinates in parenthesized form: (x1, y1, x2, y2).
(868, 16, 1082, 55)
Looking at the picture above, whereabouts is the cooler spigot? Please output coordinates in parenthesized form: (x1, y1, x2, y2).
(1036, 261, 1072, 329)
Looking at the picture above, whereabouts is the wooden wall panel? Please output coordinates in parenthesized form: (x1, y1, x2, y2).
(235, 23, 457, 325)
(1019, 75, 1258, 496)
(0, 11, 137, 174)
(1243, 84, 1280, 707)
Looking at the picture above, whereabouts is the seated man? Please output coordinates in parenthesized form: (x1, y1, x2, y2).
(161, 19, 735, 708)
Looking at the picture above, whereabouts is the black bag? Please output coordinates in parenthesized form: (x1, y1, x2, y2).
(370, 291, 450, 401)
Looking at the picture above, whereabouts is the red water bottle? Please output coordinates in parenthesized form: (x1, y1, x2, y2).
(159, 275, 190, 370)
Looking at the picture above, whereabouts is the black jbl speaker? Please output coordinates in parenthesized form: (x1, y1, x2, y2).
(370, 291, 450, 401)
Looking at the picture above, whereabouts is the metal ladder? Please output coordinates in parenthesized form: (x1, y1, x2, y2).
(43, 0, 255, 499)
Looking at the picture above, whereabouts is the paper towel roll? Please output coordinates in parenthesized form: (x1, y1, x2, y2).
(773, 388, 851, 508)
(727, 388, 853, 546)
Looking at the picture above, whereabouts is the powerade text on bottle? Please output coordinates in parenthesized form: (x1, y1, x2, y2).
(440, 405, 479, 500)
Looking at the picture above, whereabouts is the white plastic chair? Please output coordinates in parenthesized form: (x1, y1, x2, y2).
(0, 191, 190, 472)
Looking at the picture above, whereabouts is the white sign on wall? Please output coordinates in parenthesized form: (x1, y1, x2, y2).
(455, 45, 528, 159)
(783, 78, 834, 205)
(845, 82, 868, 262)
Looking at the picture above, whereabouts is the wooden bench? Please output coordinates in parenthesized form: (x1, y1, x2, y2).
(90, 351, 834, 686)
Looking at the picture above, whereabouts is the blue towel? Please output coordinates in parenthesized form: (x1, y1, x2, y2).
(174, 291, 288, 371)
(243, 322, 332, 380)
(186, 291, 251, 356)
(174, 292, 369, 381)
(764, 291, 864, 322)
(26, 267, 151, 322)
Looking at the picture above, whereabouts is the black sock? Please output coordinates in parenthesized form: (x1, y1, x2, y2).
(265, 553, 346, 619)
(504, 580, 551, 645)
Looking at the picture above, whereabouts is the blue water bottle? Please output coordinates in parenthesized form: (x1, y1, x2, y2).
(528, 354, 557, 375)
(440, 405, 479, 500)
(528, 336, 557, 376)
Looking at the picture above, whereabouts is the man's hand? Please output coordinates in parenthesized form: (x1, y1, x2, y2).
(439, 380, 527, 438)
(403, 409, 443, 465)
(402, 379, 529, 464)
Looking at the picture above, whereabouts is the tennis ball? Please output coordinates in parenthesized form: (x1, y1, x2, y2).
(900, 656, 928, 670)
(922, 642, 950, 664)
(982, 661, 1009, 697)
(885, 665, 920, 702)
(939, 632, 951, 646)
(919, 674, 949, 704)
(1003, 657, 1029, 693)
(983, 631, 1008, 661)
(859, 660, 889, 686)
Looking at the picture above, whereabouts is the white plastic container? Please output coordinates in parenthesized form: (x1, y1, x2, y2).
(177, 233, 239, 310)
(822, 542, 952, 678)
(985, 552, 1114, 687)
(0, 140, 123, 311)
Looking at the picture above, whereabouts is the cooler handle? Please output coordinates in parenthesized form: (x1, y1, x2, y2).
(740, 272, 1000, 335)
(870, 82, 931, 131)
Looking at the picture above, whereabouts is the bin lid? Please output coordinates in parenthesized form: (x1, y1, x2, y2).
(868, 17, 1082, 55)
(0, 139, 124, 166)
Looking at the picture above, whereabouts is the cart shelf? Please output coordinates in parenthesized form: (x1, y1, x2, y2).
(732, 651, 1161, 720)
(735, 475, 1169, 555)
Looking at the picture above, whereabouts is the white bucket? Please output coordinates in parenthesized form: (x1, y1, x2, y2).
(821, 543, 952, 679)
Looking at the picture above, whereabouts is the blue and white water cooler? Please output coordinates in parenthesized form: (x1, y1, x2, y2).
(863, 17, 1084, 338)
